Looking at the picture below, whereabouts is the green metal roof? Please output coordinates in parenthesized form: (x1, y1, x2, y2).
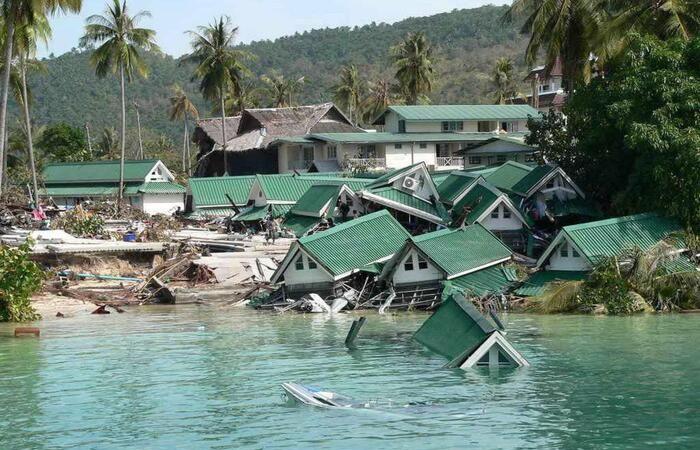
(445, 264, 518, 298)
(309, 131, 529, 144)
(430, 171, 453, 185)
(235, 204, 292, 221)
(299, 210, 410, 276)
(43, 159, 159, 184)
(290, 184, 342, 217)
(451, 183, 500, 224)
(436, 172, 480, 204)
(41, 183, 122, 197)
(411, 225, 512, 278)
(126, 182, 186, 194)
(484, 161, 534, 192)
(386, 105, 539, 121)
(282, 214, 320, 237)
(413, 292, 496, 364)
(365, 187, 448, 222)
(561, 213, 683, 264)
(514, 270, 589, 297)
(511, 164, 556, 195)
(548, 197, 602, 218)
(366, 162, 424, 188)
(257, 174, 371, 203)
(189, 176, 256, 207)
(187, 207, 238, 219)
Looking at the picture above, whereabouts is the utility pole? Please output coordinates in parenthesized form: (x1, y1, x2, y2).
(85, 122, 93, 158)
(134, 102, 144, 160)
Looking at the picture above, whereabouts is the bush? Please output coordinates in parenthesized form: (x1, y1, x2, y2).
(54, 205, 105, 237)
(0, 242, 44, 322)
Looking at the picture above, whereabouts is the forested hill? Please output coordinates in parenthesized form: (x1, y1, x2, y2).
(20, 4, 528, 153)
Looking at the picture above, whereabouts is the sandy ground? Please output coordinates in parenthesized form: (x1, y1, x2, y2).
(31, 280, 139, 321)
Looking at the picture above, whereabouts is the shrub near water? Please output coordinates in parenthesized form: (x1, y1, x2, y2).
(0, 242, 44, 322)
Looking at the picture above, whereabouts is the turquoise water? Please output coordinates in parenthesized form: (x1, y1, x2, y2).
(1, 307, 700, 449)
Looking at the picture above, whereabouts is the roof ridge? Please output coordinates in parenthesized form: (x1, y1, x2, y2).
(564, 212, 661, 232)
(45, 159, 158, 167)
(299, 210, 399, 244)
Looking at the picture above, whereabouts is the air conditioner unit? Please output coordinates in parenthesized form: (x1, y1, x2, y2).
(402, 176, 418, 192)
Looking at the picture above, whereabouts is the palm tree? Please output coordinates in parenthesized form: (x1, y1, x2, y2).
(183, 16, 249, 176)
(14, 14, 51, 205)
(80, 0, 159, 204)
(223, 78, 262, 116)
(504, 0, 601, 87)
(0, 0, 81, 196)
(491, 57, 520, 105)
(331, 64, 364, 125)
(261, 71, 305, 108)
(361, 79, 396, 125)
(98, 127, 119, 159)
(168, 84, 199, 174)
(391, 32, 435, 105)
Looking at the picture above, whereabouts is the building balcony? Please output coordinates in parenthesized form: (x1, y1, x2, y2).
(436, 156, 464, 168)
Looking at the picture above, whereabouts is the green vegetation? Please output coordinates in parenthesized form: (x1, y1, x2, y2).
(168, 84, 198, 174)
(331, 64, 363, 124)
(527, 34, 700, 231)
(54, 206, 105, 237)
(391, 31, 435, 104)
(37, 122, 88, 162)
(0, 241, 44, 322)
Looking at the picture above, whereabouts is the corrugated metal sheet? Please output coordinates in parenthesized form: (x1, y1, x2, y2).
(258, 174, 371, 202)
(446, 265, 516, 298)
(189, 176, 256, 207)
(564, 213, 683, 263)
(366, 187, 448, 221)
(128, 182, 186, 194)
(437, 172, 479, 204)
(388, 105, 539, 121)
(290, 184, 341, 217)
(412, 224, 512, 277)
(235, 204, 292, 221)
(514, 270, 588, 297)
(511, 164, 555, 195)
(310, 131, 529, 144)
(282, 214, 320, 237)
(451, 183, 500, 223)
(300, 210, 409, 276)
(484, 161, 533, 192)
(186, 207, 237, 219)
(43, 160, 158, 183)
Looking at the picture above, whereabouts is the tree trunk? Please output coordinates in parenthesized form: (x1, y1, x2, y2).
(182, 113, 188, 173)
(0, 20, 16, 195)
(135, 103, 144, 159)
(85, 123, 93, 158)
(20, 58, 39, 206)
(118, 65, 126, 207)
(220, 87, 228, 176)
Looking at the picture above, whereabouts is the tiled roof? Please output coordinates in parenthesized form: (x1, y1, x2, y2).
(299, 210, 409, 276)
(484, 161, 534, 192)
(411, 224, 512, 278)
(446, 265, 518, 298)
(436, 171, 480, 204)
(383, 104, 539, 121)
(560, 213, 683, 264)
(189, 176, 256, 207)
(43, 160, 159, 184)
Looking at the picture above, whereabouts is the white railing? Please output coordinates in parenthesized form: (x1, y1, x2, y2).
(436, 156, 464, 167)
(288, 160, 313, 171)
(345, 158, 387, 169)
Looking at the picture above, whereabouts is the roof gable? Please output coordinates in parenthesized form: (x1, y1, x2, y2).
(437, 171, 480, 205)
(410, 224, 512, 278)
(43, 160, 160, 184)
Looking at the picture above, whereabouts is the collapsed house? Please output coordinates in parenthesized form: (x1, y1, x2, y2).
(516, 212, 692, 296)
(379, 224, 515, 301)
(193, 103, 360, 176)
(414, 292, 529, 369)
(40, 160, 186, 215)
(270, 210, 409, 296)
(283, 183, 364, 237)
(187, 175, 256, 219)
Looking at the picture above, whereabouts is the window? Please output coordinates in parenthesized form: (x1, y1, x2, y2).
(395, 143, 403, 149)
(417, 255, 428, 270)
(572, 248, 580, 258)
(419, 143, 427, 149)
(442, 121, 464, 132)
(327, 145, 337, 159)
(403, 256, 414, 271)
(478, 121, 492, 132)
(503, 207, 512, 219)
(491, 207, 500, 219)
(560, 244, 569, 258)
(436, 143, 449, 157)
(497, 155, 507, 163)
(398, 120, 406, 133)
(546, 180, 555, 189)
(308, 259, 317, 269)
(303, 146, 314, 161)
(295, 256, 305, 271)
(468, 156, 482, 165)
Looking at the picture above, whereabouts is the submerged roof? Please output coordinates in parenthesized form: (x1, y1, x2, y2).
(189, 176, 256, 207)
(377, 105, 539, 122)
(43, 160, 160, 184)
(297, 210, 410, 277)
(515, 270, 589, 297)
(411, 225, 512, 278)
(446, 265, 518, 298)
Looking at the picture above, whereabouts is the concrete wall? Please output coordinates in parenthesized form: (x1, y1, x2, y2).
(283, 252, 334, 288)
(546, 238, 591, 271)
(142, 193, 185, 215)
(479, 202, 524, 231)
(393, 249, 443, 285)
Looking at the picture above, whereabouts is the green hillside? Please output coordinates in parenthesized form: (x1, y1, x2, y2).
(18, 4, 528, 157)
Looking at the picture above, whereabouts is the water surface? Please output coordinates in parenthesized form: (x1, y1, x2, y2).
(1, 307, 699, 449)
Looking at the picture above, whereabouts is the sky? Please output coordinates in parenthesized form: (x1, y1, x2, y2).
(40, 0, 508, 58)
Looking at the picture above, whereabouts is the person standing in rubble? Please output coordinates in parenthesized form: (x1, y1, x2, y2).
(265, 214, 278, 245)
